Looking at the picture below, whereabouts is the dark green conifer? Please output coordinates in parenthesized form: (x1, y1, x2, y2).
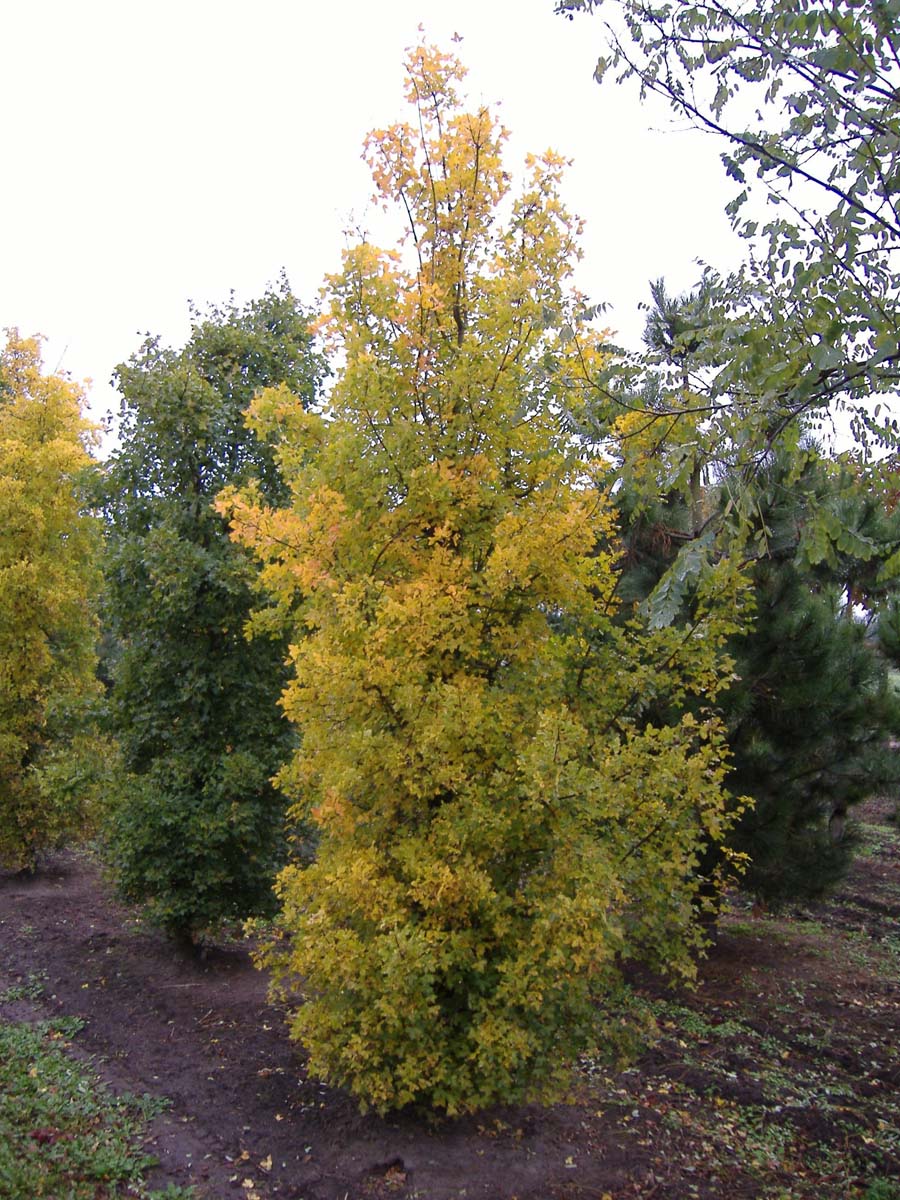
(615, 449, 900, 905)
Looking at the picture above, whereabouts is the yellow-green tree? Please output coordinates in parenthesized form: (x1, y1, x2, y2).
(220, 44, 745, 1115)
(0, 332, 102, 871)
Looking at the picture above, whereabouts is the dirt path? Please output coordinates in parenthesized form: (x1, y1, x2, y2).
(1, 797, 898, 1199)
(0, 854, 638, 1199)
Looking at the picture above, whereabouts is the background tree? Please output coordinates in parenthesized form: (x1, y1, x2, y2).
(100, 282, 326, 945)
(632, 448, 900, 901)
(722, 475, 900, 903)
(221, 43, 746, 1116)
(0, 332, 102, 871)
(612, 281, 900, 903)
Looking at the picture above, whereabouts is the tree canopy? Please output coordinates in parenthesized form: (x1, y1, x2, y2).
(99, 283, 326, 943)
(558, 0, 900, 503)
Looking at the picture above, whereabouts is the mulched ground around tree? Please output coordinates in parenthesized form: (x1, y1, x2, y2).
(1, 797, 898, 1200)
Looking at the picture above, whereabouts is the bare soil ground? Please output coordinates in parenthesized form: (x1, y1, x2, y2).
(1, 797, 898, 1200)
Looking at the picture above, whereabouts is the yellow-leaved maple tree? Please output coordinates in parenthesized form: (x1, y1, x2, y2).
(220, 43, 743, 1114)
(0, 332, 102, 870)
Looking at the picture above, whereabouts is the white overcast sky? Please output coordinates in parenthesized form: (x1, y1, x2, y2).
(2, 0, 742, 435)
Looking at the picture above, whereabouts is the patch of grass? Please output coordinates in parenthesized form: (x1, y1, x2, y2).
(0, 970, 48, 1002)
(580, 849, 900, 1198)
(857, 820, 900, 852)
(835, 926, 900, 979)
(863, 1182, 900, 1200)
(0, 1016, 194, 1200)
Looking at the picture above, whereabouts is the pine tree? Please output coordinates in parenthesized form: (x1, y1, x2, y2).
(615, 438, 900, 904)
(722, 456, 900, 902)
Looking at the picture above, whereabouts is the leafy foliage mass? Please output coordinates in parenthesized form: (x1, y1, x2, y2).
(99, 284, 326, 943)
(559, 0, 900, 455)
(221, 45, 745, 1115)
(0, 333, 101, 871)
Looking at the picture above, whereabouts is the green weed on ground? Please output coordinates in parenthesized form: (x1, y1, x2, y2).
(0, 1015, 194, 1200)
(0, 969, 48, 1002)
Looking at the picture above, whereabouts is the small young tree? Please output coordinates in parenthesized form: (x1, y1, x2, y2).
(100, 283, 326, 944)
(0, 332, 102, 871)
(220, 44, 745, 1115)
